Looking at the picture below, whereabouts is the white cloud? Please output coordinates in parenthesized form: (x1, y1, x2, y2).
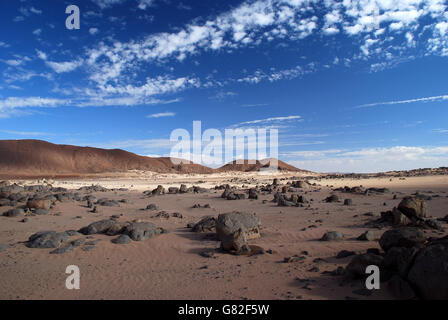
(36, 49, 83, 73)
(241, 103, 269, 107)
(45, 60, 83, 73)
(146, 112, 176, 118)
(4, 59, 23, 67)
(433, 128, 448, 134)
(19, 6, 42, 16)
(0, 97, 69, 117)
(29, 7, 42, 15)
(33, 28, 42, 36)
(0, 97, 68, 109)
(89, 28, 99, 35)
(1, 130, 50, 136)
(3, 69, 52, 83)
(0, 95, 179, 118)
(7, 0, 448, 115)
(288, 146, 448, 173)
(91, 0, 126, 9)
(36, 49, 47, 60)
(436, 21, 448, 36)
(107, 77, 197, 95)
(91, 0, 155, 10)
(235, 115, 302, 126)
(138, 0, 154, 10)
(356, 94, 448, 108)
(236, 63, 314, 84)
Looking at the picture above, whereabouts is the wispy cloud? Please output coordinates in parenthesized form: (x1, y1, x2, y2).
(241, 103, 268, 107)
(433, 128, 448, 134)
(89, 28, 99, 35)
(1, 130, 50, 136)
(288, 146, 448, 173)
(146, 112, 176, 118)
(235, 115, 302, 126)
(36, 49, 83, 73)
(0, 96, 180, 118)
(0, 97, 68, 109)
(356, 94, 448, 108)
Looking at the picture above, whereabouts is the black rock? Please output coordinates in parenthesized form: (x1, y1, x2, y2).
(192, 216, 216, 233)
(387, 275, 416, 300)
(336, 250, 356, 259)
(357, 230, 375, 241)
(111, 234, 131, 244)
(379, 227, 426, 252)
(34, 209, 50, 215)
(3, 208, 24, 217)
(26, 231, 71, 249)
(407, 237, 448, 299)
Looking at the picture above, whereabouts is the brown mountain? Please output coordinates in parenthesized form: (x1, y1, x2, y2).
(0, 140, 307, 178)
(216, 159, 307, 173)
(0, 140, 213, 178)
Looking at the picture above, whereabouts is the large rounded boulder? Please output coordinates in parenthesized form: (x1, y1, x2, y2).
(122, 221, 162, 241)
(26, 231, 70, 249)
(79, 219, 126, 236)
(346, 253, 384, 278)
(397, 197, 427, 220)
(379, 227, 426, 252)
(408, 237, 448, 299)
(27, 199, 52, 210)
(216, 212, 261, 241)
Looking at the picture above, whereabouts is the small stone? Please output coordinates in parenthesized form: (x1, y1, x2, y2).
(321, 231, 343, 241)
(199, 250, 215, 258)
(357, 230, 375, 241)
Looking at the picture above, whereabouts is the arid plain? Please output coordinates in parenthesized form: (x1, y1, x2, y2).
(1, 170, 447, 300)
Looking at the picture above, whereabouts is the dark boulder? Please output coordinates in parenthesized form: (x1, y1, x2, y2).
(387, 275, 416, 300)
(27, 199, 52, 210)
(79, 219, 125, 236)
(398, 197, 427, 220)
(325, 195, 339, 203)
(408, 237, 448, 299)
(346, 253, 384, 278)
(192, 216, 216, 233)
(379, 227, 426, 252)
(122, 221, 162, 241)
(3, 208, 24, 217)
(26, 231, 70, 249)
(216, 212, 261, 241)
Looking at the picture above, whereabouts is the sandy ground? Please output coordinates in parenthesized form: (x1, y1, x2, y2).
(0, 172, 447, 300)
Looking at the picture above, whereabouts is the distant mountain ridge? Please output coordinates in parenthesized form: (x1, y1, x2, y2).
(216, 159, 308, 173)
(0, 140, 305, 178)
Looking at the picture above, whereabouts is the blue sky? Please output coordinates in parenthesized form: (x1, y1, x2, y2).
(0, 0, 448, 172)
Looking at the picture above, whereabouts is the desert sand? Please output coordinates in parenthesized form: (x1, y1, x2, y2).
(0, 171, 447, 300)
